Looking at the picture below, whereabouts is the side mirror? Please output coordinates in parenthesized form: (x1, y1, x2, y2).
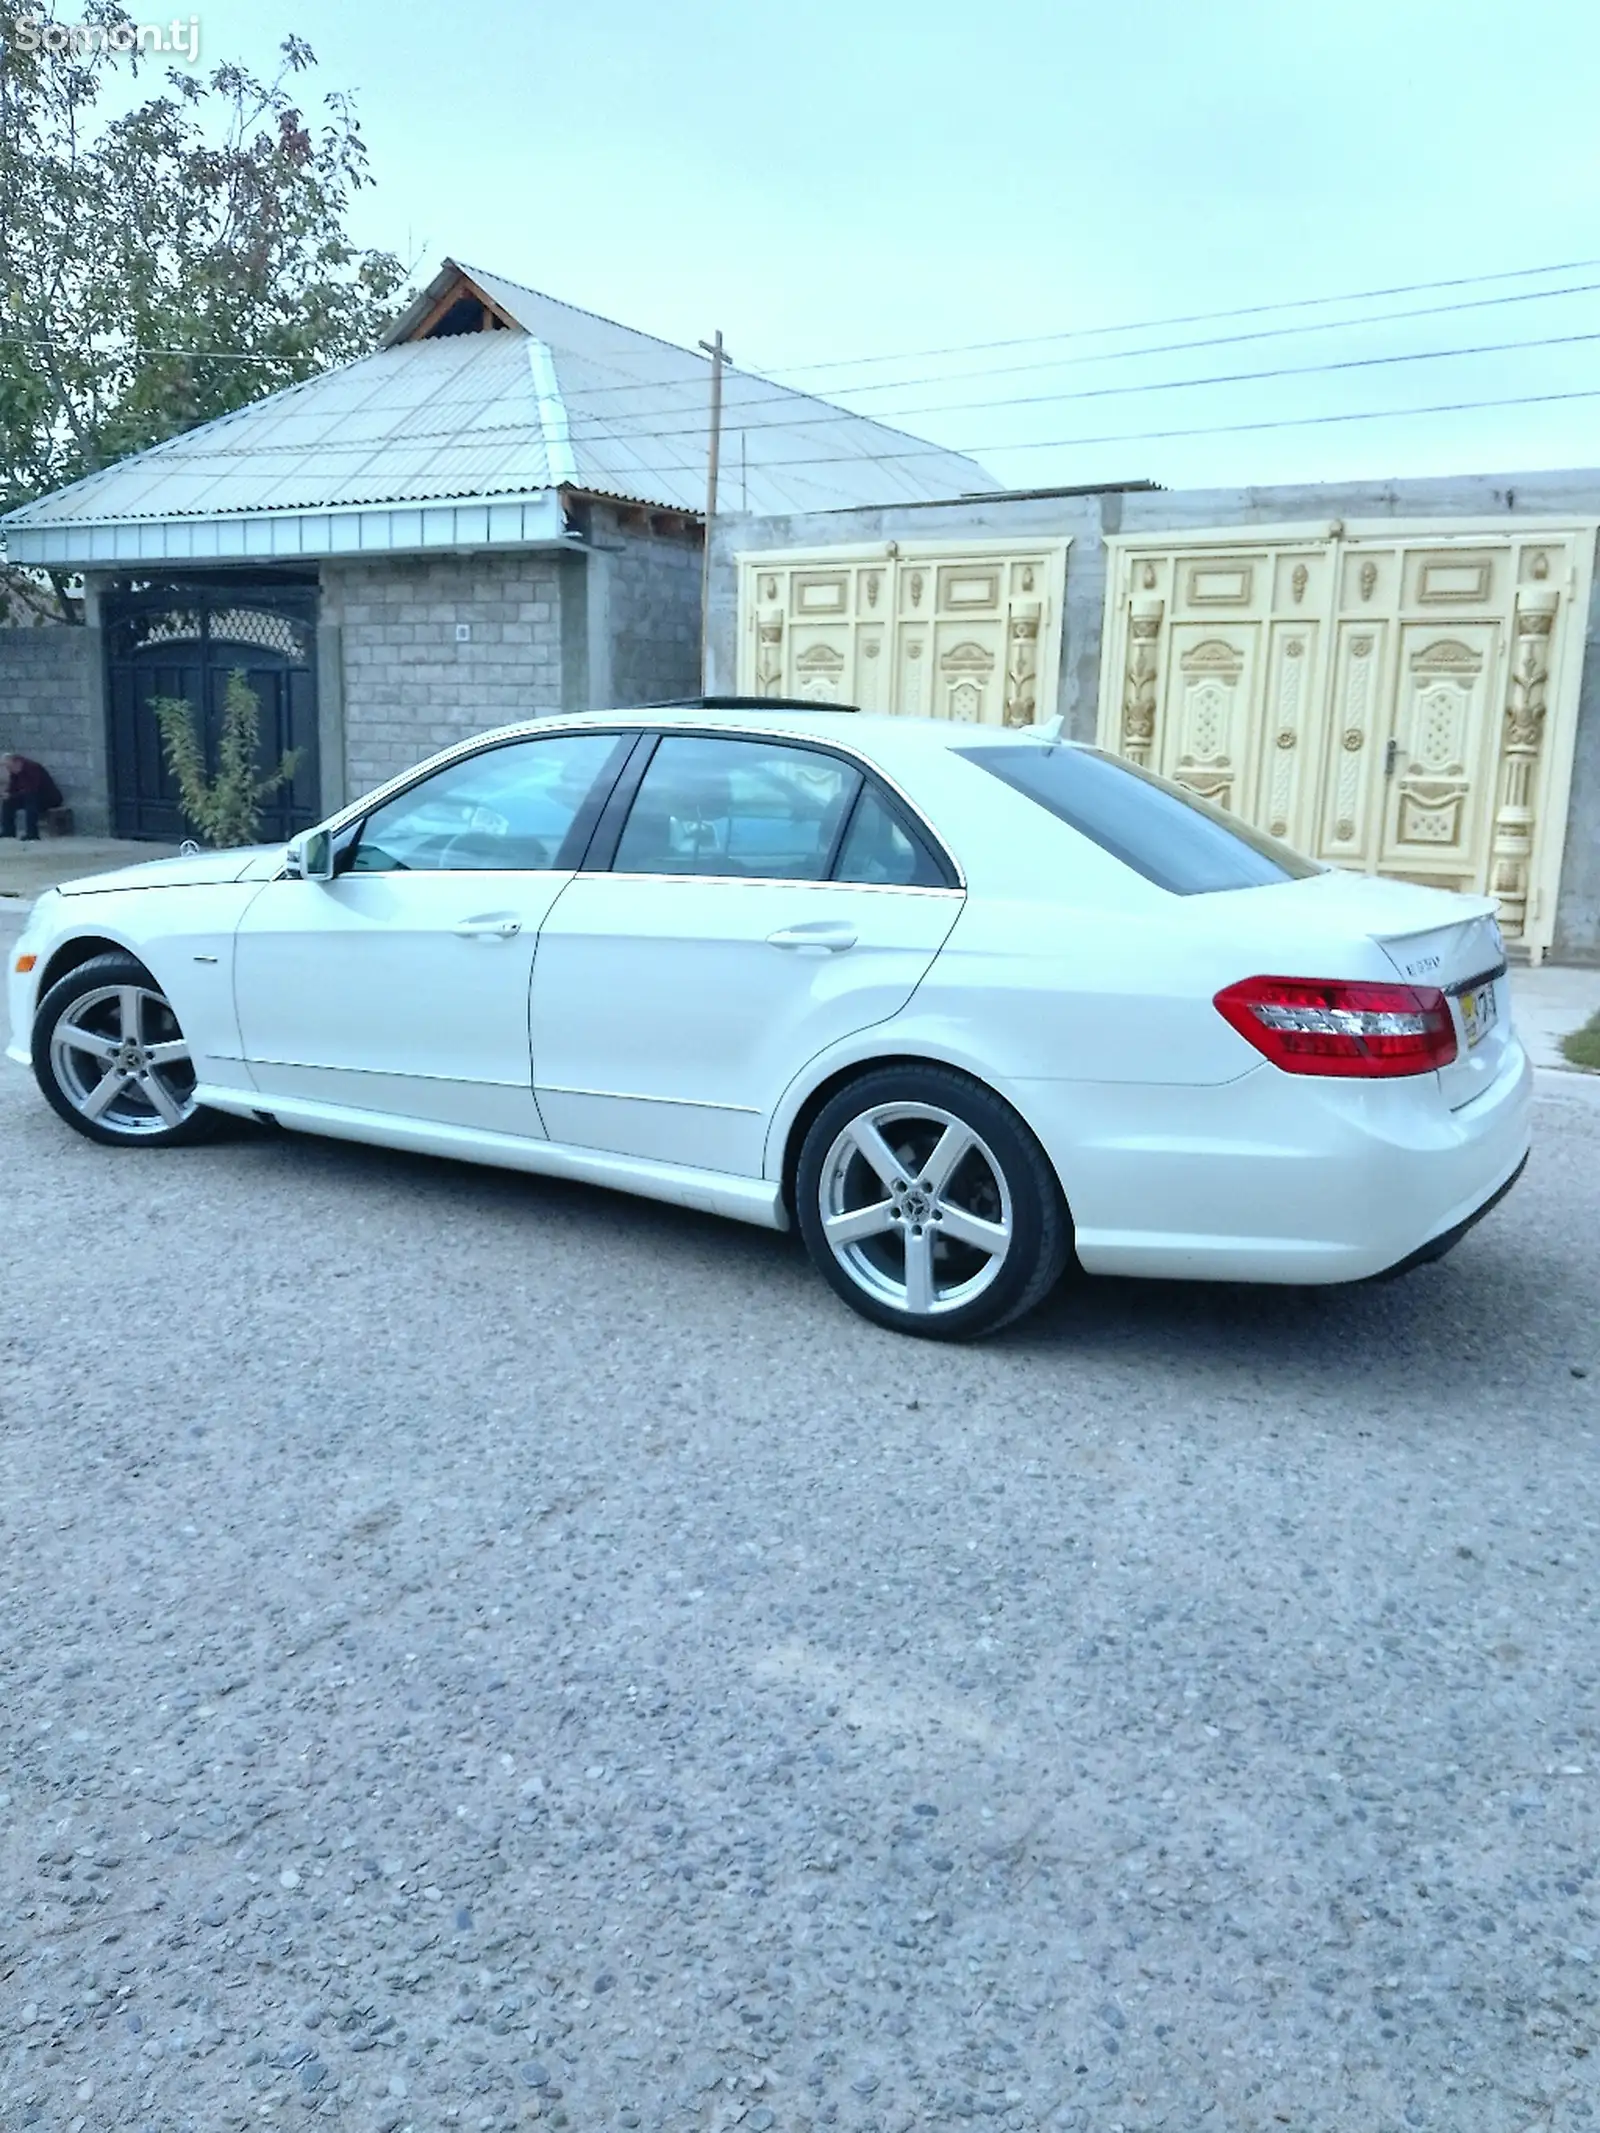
(286, 828, 334, 882)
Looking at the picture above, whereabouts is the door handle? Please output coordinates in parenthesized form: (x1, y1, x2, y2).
(454, 917, 522, 939)
(766, 922, 858, 953)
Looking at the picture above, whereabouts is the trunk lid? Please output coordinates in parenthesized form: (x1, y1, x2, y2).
(1210, 869, 1512, 1109)
(1370, 903, 1510, 1111)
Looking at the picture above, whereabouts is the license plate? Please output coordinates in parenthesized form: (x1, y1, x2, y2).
(1458, 980, 1498, 1048)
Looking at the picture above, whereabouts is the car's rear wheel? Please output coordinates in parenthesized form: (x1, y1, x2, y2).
(33, 951, 220, 1148)
(795, 1064, 1070, 1339)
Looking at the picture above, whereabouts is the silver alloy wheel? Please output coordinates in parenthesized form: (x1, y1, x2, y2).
(817, 1100, 1015, 1317)
(49, 983, 198, 1137)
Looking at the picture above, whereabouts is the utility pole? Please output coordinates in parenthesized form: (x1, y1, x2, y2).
(698, 329, 726, 692)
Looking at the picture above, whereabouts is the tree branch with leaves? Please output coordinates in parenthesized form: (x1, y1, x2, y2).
(0, 2, 411, 615)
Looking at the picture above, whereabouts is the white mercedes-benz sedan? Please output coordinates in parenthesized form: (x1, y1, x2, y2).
(7, 700, 1530, 1338)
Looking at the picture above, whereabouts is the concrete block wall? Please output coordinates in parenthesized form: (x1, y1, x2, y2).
(0, 533, 707, 844)
(601, 511, 703, 708)
(0, 623, 107, 833)
(322, 555, 567, 795)
(709, 468, 1600, 962)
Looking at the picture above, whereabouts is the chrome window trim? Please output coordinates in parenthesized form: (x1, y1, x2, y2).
(307, 864, 582, 884)
(576, 871, 961, 897)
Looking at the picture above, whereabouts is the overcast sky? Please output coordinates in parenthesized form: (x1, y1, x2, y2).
(183, 0, 1600, 495)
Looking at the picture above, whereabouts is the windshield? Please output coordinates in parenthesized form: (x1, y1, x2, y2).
(958, 742, 1325, 895)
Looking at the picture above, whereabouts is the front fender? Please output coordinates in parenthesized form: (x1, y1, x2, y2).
(11, 882, 268, 1085)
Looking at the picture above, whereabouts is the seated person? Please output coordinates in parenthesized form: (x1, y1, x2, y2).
(1, 753, 62, 842)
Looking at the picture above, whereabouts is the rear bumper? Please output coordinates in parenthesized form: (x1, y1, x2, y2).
(1366, 1149, 1527, 1280)
(1016, 1037, 1534, 1285)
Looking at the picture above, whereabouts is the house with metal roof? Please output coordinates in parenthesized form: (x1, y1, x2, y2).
(0, 259, 994, 839)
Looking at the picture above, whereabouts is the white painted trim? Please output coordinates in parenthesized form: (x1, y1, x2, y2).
(1106, 515, 1600, 552)
(732, 534, 1074, 565)
(527, 339, 578, 488)
(1, 489, 570, 568)
(193, 1084, 790, 1231)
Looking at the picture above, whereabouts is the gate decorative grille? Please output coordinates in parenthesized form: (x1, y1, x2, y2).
(105, 583, 320, 842)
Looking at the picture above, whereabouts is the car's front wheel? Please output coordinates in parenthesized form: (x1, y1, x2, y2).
(33, 951, 219, 1148)
(794, 1064, 1071, 1339)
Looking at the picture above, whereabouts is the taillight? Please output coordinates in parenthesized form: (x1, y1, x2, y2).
(1214, 975, 1458, 1078)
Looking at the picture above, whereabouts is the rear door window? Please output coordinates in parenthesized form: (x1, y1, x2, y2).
(611, 734, 860, 880)
(833, 787, 950, 888)
(958, 743, 1324, 894)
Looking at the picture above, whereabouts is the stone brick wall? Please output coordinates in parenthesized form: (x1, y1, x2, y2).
(321, 555, 567, 794)
(0, 623, 106, 832)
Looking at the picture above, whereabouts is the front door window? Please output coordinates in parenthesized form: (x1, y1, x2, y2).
(352, 732, 627, 873)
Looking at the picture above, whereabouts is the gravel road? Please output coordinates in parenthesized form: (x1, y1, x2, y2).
(2, 1014, 1598, 2133)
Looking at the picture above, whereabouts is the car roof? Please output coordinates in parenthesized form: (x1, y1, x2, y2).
(473, 701, 1070, 758)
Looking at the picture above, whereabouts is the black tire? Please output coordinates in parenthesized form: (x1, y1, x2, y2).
(32, 950, 221, 1149)
(794, 1063, 1071, 1340)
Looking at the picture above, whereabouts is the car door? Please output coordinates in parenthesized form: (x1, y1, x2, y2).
(530, 731, 964, 1175)
(233, 729, 631, 1133)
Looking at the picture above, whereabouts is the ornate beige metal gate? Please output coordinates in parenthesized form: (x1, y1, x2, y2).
(736, 539, 1069, 728)
(1097, 523, 1595, 960)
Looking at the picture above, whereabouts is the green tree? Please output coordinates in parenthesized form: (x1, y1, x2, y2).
(0, 1, 410, 613)
(152, 670, 301, 848)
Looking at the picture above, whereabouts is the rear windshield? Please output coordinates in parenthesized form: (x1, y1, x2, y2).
(958, 743, 1325, 895)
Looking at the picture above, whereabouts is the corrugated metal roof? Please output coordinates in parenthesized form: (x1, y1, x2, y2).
(0, 261, 997, 556)
(461, 265, 995, 514)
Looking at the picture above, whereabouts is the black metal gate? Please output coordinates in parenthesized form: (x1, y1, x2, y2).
(105, 581, 321, 842)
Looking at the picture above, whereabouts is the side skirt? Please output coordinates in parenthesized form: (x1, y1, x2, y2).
(194, 1083, 790, 1232)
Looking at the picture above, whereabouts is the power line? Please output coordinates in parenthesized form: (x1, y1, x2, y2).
(19, 252, 1593, 394)
(8, 266, 1600, 430)
(512, 262, 1600, 416)
(553, 324, 1600, 452)
(985, 382, 1600, 460)
(0, 336, 323, 365)
(746, 253, 1600, 380)
(143, 378, 1600, 486)
(766, 382, 1600, 468)
(520, 382, 1600, 486)
(547, 276, 1600, 429)
(11, 273, 1600, 486)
